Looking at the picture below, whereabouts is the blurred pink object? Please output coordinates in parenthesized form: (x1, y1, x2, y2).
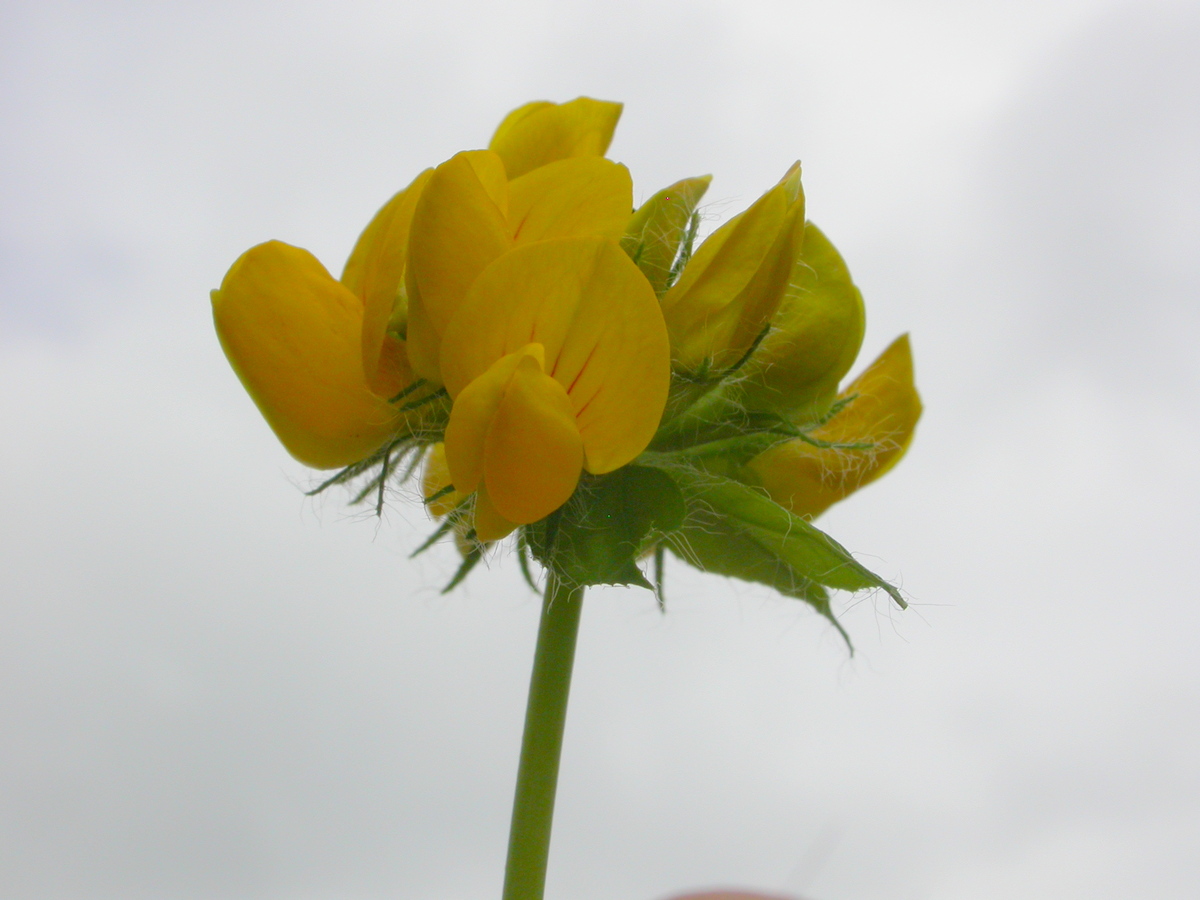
(667, 893, 802, 900)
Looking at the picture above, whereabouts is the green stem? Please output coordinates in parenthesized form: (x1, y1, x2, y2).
(502, 575, 585, 900)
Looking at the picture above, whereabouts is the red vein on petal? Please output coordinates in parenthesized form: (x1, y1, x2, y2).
(574, 384, 603, 419)
(566, 343, 599, 394)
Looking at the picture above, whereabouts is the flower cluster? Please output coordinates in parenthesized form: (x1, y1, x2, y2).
(213, 98, 921, 631)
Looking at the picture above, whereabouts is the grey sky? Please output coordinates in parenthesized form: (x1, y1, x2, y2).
(2, 1, 1198, 898)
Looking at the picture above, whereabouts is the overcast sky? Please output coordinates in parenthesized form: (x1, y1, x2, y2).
(2, 1, 1198, 899)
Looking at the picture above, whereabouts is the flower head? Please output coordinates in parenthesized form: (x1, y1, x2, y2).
(213, 97, 920, 624)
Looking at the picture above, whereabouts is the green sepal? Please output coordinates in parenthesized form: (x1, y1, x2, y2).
(621, 176, 712, 294)
(524, 465, 686, 590)
(665, 511, 850, 648)
(441, 544, 483, 593)
(643, 432, 789, 472)
(410, 499, 471, 558)
(651, 464, 905, 609)
(515, 533, 541, 594)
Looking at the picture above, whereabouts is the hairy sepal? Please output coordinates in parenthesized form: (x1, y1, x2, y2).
(524, 465, 685, 590)
(647, 464, 905, 609)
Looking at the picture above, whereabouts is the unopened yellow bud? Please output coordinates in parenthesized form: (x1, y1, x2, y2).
(660, 163, 805, 375)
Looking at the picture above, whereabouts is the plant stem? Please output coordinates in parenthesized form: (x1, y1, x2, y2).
(501, 575, 585, 900)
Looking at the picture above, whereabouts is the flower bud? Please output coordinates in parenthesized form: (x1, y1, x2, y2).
(421, 442, 467, 518)
(737, 222, 865, 421)
(421, 443, 476, 555)
(660, 163, 805, 375)
(621, 175, 711, 294)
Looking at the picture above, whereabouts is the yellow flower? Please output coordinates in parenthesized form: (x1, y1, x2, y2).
(211, 240, 409, 469)
(744, 334, 922, 518)
(212, 95, 916, 602)
(659, 162, 805, 375)
(439, 237, 669, 541)
(404, 148, 633, 381)
(212, 97, 626, 471)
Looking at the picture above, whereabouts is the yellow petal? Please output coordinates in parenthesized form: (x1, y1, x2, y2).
(404, 293, 441, 386)
(507, 157, 633, 244)
(473, 480, 519, 542)
(443, 344, 545, 494)
(341, 167, 433, 397)
(738, 222, 866, 420)
(489, 97, 623, 180)
(439, 236, 670, 473)
(422, 444, 479, 553)
(464, 149, 510, 216)
(661, 163, 803, 371)
(421, 443, 468, 517)
(341, 168, 431, 319)
(621, 175, 712, 294)
(212, 241, 404, 469)
(367, 333, 417, 402)
(406, 150, 512, 381)
(722, 165, 805, 359)
(746, 334, 921, 518)
(483, 354, 584, 524)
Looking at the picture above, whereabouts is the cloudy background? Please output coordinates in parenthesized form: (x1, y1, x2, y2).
(2, 1, 1198, 898)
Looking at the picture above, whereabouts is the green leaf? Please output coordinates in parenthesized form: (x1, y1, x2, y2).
(525, 465, 685, 590)
(657, 465, 905, 609)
